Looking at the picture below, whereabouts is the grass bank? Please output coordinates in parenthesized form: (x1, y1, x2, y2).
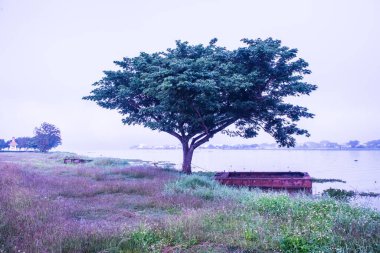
(0, 152, 379, 252)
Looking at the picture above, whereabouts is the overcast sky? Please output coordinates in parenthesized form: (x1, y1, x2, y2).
(0, 0, 379, 151)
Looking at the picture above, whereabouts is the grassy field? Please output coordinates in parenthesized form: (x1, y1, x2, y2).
(0, 152, 379, 253)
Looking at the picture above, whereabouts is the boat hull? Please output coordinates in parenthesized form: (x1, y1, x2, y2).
(214, 172, 312, 193)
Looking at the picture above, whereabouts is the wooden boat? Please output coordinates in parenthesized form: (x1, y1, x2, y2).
(214, 171, 312, 193)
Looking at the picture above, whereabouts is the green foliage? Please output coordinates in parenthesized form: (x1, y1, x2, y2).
(60, 234, 120, 253)
(347, 140, 360, 148)
(256, 195, 293, 215)
(34, 122, 62, 152)
(118, 228, 162, 253)
(323, 188, 355, 201)
(322, 188, 380, 200)
(160, 176, 380, 252)
(84, 38, 317, 173)
(15, 137, 37, 150)
(91, 157, 130, 167)
(366, 139, 380, 148)
(165, 175, 231, 200)
(280, 235, 311, 253)
(358, 191, 380, 197)
(311, 177, 346, 183)
(166, 174, 261, 202)
(176, 175, 215, 189)
(0, 139, 7, 150)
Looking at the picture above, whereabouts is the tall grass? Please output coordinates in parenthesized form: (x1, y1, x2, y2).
(121, 175, 380, 252)
(1, 154, 379, 253)
(0, 163, 124, 252)
(0, 154, 179, 253)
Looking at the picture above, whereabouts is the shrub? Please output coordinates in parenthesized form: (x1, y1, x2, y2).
(280, 234, 312, 253)
(92, 158, 130, 167)
(165, 174, 253, 201)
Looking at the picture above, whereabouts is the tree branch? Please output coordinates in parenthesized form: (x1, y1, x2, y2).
(192, 119, 236, 149)
(189, 117, 236, 146)
(192, 105, 209, 135)
(190, 132, 208, 146)
(164, 130, 182, 141)
(178, 122, 186, 138)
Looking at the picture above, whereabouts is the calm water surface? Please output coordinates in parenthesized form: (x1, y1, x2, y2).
(77, 149, 380, 209)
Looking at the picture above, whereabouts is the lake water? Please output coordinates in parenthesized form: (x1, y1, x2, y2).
(76, 149, 380, 209)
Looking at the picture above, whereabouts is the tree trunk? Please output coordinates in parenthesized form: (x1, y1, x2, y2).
(181, 143, 194, 174)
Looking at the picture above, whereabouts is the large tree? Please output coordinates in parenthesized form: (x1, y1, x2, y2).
(34, 123, 62, 152)
(84, 38, 317, 174)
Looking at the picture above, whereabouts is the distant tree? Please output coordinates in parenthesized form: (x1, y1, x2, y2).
(28, 138, 38, 150)
(15, 137, 26, 150)
(320, 140, 340, 149)
(84, 38, 317, 174)
(347, 140, 360, 148)
(16, 137, 37, 150)
(0, 139, 7, 150)
(5, 140, 11, 150)
(366, 139, 380, 149)
(34, 123, 62, 152)
(302, 142, 321, 149)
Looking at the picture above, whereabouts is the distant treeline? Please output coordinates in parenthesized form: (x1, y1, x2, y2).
(132, 139, 380, 150)
(205, 139, 380, 150)
(296, 139, 380, 149)
(0, 137, 37, 150)
(0, 122, 62, 152)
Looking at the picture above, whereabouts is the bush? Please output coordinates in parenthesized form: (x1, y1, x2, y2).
(280, 235, 311, 253)
(92, 158, 130, 167)
(165, 175, 217, 200)
(165, 174, 257, 201)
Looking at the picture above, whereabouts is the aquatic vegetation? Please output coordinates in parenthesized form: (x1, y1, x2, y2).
(323, 188, 380, 201)
(311, 177, 346, 183)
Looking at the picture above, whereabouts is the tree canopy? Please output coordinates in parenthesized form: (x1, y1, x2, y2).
(84, 38, 317, 173)
(34, 123, 62, 152)
(365, 139, 380, 149)
(0, 139, 7, 150)
(16, 137, 37, 150)
(347, 140, 360, 148)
